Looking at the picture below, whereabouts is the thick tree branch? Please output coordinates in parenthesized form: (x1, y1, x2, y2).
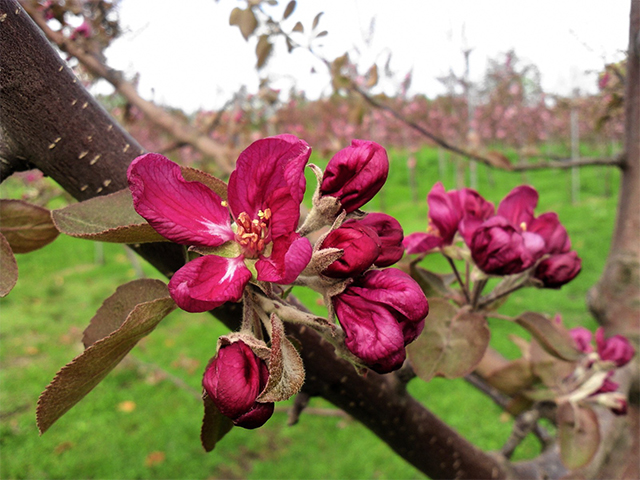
(20, 0, 236, 176)
(0, 3, 509, 478)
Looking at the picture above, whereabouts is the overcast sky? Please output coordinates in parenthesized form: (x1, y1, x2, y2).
(95, 0, 631, 112)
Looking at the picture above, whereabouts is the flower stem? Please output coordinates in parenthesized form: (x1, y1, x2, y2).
(445, 255, 471, 304)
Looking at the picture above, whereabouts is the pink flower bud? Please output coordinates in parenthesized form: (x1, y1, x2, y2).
(595, 328, 635, 368)
(569, 327, 593, 353)
(355, 213, 404, 267)
(321, 222, 381, 278)
(320, 140, 388, 212)
(469, 217, 544, 275)
(534, 251, 582, 288)
(332, 269, 429, 373)
(203, 341, 273, 429)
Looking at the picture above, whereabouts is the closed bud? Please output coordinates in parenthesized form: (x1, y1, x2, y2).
(320, 140, 388, 212)
(534, 251, 581, 288)
(596, 327, 635, 368)
(203, 340, 274, 429)
(569, 326, 593, 353)
(332, 268, 429, 373)
(354, 213, 404, 267)
(321, 222, 381, 278)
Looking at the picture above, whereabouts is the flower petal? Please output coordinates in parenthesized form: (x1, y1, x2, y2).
(333, 291, 407, 373)
(128, 153, 233, 247)
(228, 135, 311, 236)
(497, 185, 538, 230)
(168, 255, 251, 312)
(403, 232, 443, 254)
(256, 234, 312, 284)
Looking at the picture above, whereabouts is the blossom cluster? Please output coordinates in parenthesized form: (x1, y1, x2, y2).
(568, 326, 635, 415)
(404, 182, 582, 288)
(127, 135, 429, 429)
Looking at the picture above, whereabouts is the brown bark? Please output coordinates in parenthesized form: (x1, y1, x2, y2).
(0, 2, 508, 478)
(18, 0, 236, 176)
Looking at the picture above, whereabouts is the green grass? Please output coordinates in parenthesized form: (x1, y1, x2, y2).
(0, 146, 619, 479)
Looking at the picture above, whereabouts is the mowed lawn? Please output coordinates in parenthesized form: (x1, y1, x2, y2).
(0, 146, 620, 479)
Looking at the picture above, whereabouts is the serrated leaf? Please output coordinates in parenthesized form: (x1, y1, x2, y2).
(282, 0, 296, 20)
(229, 7, 257, 41)
(292, 21, 303, 33)
(515, 312, 582, 362)
(0, 199, 59, 253)
(83, 279, 172, 347)
(311, 11, 323, 30)
(258, 314, 305, 403)
(407, 298, 489, 382)
(558, 402, 601, 469)
(485, 358, 535, 396)
(36, 281, 176, 433)
(52, 189, 167, 243)
(0, 233, 18, 297)
(256, 35, 273, 69)
(529, 338, 576, 389)
(200, 393, 234, 452)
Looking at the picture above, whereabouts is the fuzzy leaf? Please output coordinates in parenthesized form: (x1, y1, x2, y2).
(83, 279, 172, 347)
(558, 402, 601, 469)
(201, 393, 234, 452)
(36, 281, 176, 433)
(229, 7, 257, 41)
(256, 35, 273, 69)
(0, 233, 18, 297)
(407, 298, 490, 382)
(515, 312, 582, 362)
(312, 11, 323, 30)
(282, 0, 296, 20)
(485, 358, 535, 396)
(52, 189, 167, 243)
(292, 21, 304, 33)
(0, 199, 59, 253)
(258, 314, 305, 403)
(529, 338, 576, 389)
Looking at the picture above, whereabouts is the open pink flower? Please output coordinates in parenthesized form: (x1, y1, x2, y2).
(128, 135, 313, 312)
(404, 182, 493, 254)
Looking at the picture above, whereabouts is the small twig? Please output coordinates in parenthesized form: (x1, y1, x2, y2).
(464, 372, 511, 410)
(445, 255, 471, 304)
(501, 409, 540, 459)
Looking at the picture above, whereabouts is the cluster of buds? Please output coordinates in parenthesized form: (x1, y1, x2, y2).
(564, 326, 636, 415)
(127, 135, 429, 428)
(404, 182, 582, 308)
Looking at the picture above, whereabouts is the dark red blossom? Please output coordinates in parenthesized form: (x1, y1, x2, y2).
(128, 135, 313, 312)
(355, 213, 404, 267)
(569, 326, 594, 353)
(534, 251, 581, 288)
(468, 216, 545, 275)
(404, 182, 494, 254)
(320, 140, 388, 213)
(203, 341, 273, 429)
(321, 222, 381, 278)
(332, 269, 429, 373)
(596, 327, 635, 368)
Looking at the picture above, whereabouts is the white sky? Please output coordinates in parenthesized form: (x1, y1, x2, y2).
(95, 0, 632, 112)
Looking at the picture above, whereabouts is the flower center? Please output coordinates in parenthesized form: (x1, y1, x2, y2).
(236, 209, 271, 258)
